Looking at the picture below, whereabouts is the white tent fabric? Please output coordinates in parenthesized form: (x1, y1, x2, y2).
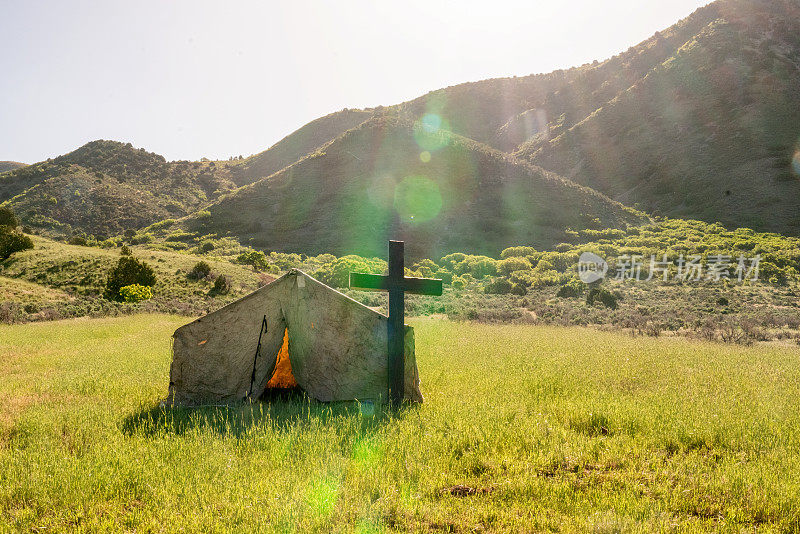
(168, 269, 422, 405)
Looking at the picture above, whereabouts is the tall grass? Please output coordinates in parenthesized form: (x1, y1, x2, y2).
(1, 315, 799, 531)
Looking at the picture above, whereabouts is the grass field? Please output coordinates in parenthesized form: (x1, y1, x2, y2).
(2, 315, 800, 532)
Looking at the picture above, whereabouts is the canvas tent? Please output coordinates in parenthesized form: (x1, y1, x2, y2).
(168, 269, 423, 405)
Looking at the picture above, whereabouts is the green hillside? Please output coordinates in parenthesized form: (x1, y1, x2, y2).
(520, 0, 800, 234)
(0, 141, 248, 237)
(0, 161, 26, 174)
(390, 1, 726, 151)
(176, 116, 647, 258)
(4, 0, 800, 244)
(0, 235, 263, 321)
(229, 108, 373, 184)
(388, 0, 800, 235)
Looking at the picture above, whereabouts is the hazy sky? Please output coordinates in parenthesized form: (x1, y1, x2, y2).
(1, 0, 710, 163)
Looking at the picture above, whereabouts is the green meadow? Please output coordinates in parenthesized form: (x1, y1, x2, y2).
(2, 315, 800, 532)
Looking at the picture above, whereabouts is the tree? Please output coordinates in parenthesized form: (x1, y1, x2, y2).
(105, 257, 157, 301)
(189, 261, 212, 280)
(0, 206, 19, 229)
(0, 231, 33, 260)
(212, 274, 231, 295)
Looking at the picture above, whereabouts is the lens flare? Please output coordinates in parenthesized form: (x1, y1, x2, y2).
(366, 175, 396, 209)
(352, 438, 383, 470)
(306, 478, 338, 518)
(394, 176, 442, 223)
(414, 113, 451, 152)
(421, 113, 442, 133)
(419, 151, 431, 163)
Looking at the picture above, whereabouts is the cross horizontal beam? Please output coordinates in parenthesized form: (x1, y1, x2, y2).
(349, 272, 443, 296)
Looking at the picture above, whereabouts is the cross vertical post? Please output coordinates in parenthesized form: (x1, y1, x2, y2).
(349, 240, 443, 409)
(387, 240, 405, 407)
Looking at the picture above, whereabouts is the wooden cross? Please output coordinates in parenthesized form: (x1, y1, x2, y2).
(349, 240, 442, 408)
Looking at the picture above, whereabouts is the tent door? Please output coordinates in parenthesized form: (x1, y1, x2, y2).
(261, 328, 301, 399)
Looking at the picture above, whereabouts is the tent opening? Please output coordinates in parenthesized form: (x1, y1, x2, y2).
(261, 328, 301, 399)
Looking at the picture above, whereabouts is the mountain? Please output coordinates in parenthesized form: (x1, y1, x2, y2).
(0, 141, 249, 237)
(0, 161, 26, 174)
(384, 0, 800, 234)
(174, 116, 646, 258)
(229, 109, 373, 185)
(5, 0, 799, 247)
(0, 112, 375, 238)
(518, 0, 800, 234)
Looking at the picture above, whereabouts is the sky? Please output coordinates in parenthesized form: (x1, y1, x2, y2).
(1, 0, 710, 163)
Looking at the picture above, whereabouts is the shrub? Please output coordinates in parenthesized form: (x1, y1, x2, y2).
(0, 206, 19, 229)
(440, 253, 466, 268)
(557, 279, 585, 298)
(68, 235, 88, 246)
(212, 274, 231, 295)
(0, 230, 33, 260)
(120, 245, 132, 256)
(189, 261, 212, 280)
(198, 240, 216, 253)
(315, 256, 385, 288)
(586, 286, 619, 309)
(498, 256, 532, 276)
(434, 268, 453, 285)
(451, 275, 470, 290)
(165, 232, 196, 242)
(146, 219, 175, 231)
(119, 284, 153, 303)
(452, 255, 498, 278)
(500, 246, 537, 259)
(412, 259, 439, 278)
(131, 233, 153, 244)
(485, 277, 513, 294)
(105, 257, 157, 301)
(236, 250, 270, 271)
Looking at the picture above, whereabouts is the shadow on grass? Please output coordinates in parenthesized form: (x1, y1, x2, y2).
(121, 391, 416, 437)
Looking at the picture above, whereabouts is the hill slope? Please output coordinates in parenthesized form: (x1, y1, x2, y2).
(0, 141, 249, 237)
(176, 117, 646, 258)
(386, 0, 800, 234)
(0, 161, 26, 174)
(229, 109, 373, 185)
(519, 0, 800, 234)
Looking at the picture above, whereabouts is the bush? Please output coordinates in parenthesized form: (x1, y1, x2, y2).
(557, 279, 585, 298)
(69, 235, 88, 246)
(189, 261, 212, 280)
(500, 246, 537, 259)
(498, 256, 532, 276)
(118, 284, 153, 303)
(315, 256, 385, 288)
(586, 286, 619, 309)
(120, 245, 132, 256)
(434, 268, 453, 285)
(212, 274, 231, 295)
(484, 277, 513, 294)
(198, 240, 216, 253)
(452, 255, 498, 278)
(412, 259, 439, 278)
(0, 206, 19, 229)
(105, 257, 157, 301)
(0, 230, 33, 260)
(131, 233, 153, 244)
(236, 250, 270, 271)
